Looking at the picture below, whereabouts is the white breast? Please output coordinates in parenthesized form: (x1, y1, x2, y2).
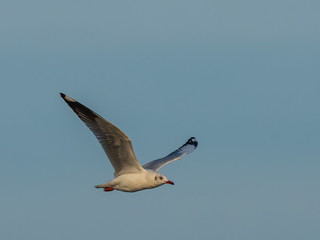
(112, 171, 163, 192)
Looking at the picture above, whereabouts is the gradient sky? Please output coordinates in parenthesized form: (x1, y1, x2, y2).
(1, 1, 320, 239)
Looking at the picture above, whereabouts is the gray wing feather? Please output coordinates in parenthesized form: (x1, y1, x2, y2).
(60, 93, 144, 176)
(143, 137, 198, 172)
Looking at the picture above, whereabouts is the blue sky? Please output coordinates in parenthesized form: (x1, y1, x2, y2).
(1, 1, 320, 239)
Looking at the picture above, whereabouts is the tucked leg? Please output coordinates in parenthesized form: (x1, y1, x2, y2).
(104, 187, 114, 192)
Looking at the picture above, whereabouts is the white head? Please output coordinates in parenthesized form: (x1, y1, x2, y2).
(154, 173, 174, 186)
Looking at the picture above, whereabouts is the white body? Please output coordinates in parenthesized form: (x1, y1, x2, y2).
(96, 170, 169, 192)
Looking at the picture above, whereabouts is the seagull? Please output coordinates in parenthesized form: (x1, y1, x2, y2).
(60, 93, 198, 192)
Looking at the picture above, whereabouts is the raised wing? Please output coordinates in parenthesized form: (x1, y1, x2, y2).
(60, 93, 144, 176)
(143, 137, 198, 172)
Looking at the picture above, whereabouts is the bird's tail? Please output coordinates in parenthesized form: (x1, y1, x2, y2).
(95, 183, 110, 188)
(95, 183, 115, 192)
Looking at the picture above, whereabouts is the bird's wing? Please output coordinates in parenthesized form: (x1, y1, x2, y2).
(60, 93, 144, 177)
(143, 137, 198, 172)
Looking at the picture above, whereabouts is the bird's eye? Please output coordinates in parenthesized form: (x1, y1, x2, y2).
(155, 176, 158, 180)
(159, 176, 163, 180)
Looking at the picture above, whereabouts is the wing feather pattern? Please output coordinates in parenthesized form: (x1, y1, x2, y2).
(143, 137, 198, 172)
(60, 93, 144, 176)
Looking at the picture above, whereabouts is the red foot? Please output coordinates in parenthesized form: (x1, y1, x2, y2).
(104, 187, 114, 192)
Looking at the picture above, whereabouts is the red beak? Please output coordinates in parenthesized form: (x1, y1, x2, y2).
(165, 180, 174, 185)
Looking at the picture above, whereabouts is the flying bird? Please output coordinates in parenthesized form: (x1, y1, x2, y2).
(60, 93, 198, 192)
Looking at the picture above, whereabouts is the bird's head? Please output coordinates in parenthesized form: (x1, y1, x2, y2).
(154, 174, 174, 185)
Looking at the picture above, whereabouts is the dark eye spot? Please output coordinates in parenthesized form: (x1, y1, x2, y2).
(159, 176, 163, 180)
(155, 176, 158, 180)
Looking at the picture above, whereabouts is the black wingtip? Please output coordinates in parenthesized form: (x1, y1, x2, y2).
(186, 137, 198, 148)
(60, 92, 66, 98)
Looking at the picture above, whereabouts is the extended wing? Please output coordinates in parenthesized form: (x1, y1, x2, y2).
(143, 137, 198, 172)
(60, 93, 144, 177)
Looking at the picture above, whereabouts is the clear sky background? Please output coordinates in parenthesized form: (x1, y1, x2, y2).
(1, 1, 319, 239)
